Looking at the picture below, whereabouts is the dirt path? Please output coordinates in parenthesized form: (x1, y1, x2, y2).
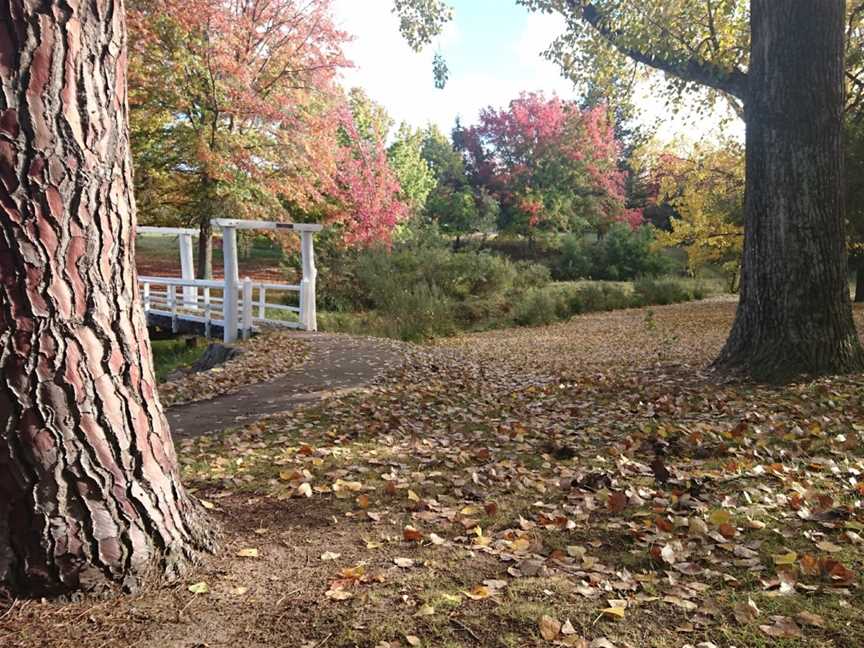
(165, 333, 405, 437)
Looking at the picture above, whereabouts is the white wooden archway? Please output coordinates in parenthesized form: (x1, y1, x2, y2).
(136, 220, 322, 342)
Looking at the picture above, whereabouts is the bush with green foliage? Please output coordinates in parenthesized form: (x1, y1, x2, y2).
(312, 239, 704, 341)
(556, 224, 673, 281)
(632, 278, 694, 306)
(353, 246, 520, 305)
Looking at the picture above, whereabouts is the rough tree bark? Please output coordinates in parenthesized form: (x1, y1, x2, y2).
(856, 265, 864, 303)
(714, 0, 864, 380)
(0, 1, 215, 596)
(196, 215, 213, 280)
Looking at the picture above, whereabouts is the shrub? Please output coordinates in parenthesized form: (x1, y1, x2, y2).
(555, 234, 593, 280)
(314, 244, 549, 340)
(352, 247, 520, 305)
(632, 278, 692, 306)
(512, 260, 552, 290)
(570, 284, 632, 313)
(512, 288, 562, 327)
(555, 225, 675, 281)
(376, 284, 457, 341)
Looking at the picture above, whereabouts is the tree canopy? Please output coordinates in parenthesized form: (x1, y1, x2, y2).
(459, 92, 640, 238)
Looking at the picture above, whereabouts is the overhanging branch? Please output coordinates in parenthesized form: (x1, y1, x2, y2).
(566, 1, 748, 100)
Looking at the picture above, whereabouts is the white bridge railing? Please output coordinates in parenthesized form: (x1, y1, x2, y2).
(137, 219, 320, 343)
(139, 275, 310, 342)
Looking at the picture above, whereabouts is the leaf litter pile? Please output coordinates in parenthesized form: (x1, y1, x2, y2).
(4, 299, 864, 648)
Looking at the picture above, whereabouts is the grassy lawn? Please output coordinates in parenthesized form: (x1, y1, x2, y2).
(150, 337, 204, 382)
(7, 300, 864, 648)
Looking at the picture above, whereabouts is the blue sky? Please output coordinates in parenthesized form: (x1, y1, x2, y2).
(332, 0, 740, 144)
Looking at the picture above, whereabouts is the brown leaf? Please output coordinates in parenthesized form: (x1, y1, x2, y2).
(759, 616, 802, 639)
(608, 491, 628, 513)
(732, 598, 760, 624)
(794, 611, 825, 627)
(539, 615, 561, 641)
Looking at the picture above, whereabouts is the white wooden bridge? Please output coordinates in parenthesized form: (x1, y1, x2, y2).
(137, 219, 321, 343)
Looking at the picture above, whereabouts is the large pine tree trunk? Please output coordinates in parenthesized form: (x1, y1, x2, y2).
(0, 1, 214, 596)
(715, 0, 864, 380)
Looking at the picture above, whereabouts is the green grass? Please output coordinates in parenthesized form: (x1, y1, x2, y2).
(150, 337, 204, 382)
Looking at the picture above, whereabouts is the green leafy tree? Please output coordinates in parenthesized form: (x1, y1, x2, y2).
(388, 124, 437, 214)
(420, 125, 499, 246)
(347, 87, 394, 145)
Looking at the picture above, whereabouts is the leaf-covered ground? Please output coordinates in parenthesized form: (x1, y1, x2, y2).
(158, 330, 309, 406)
(4, 299, 864, 648)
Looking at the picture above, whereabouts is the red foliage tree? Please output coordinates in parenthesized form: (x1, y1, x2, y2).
(459, 92, 640, 238)
(127, 0, 407, 267)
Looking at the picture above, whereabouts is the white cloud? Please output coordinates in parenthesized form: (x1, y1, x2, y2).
(333, 0, 457, 132)
(332, 0, 575, 134)
(513, 11, 574, 97)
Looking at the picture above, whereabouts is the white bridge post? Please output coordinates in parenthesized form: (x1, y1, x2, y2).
(178, 232, 197, 309)
(299, 228, 318, 332)
(222, 225, 240, 343)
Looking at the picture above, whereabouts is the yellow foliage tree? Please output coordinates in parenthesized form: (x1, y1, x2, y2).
(649, 141, 745, 290)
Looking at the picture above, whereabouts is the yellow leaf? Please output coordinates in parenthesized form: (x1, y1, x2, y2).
(297, 482, 313, 498)
(340, 565, 365, 580)
(601, 607, 626, 619)
(199, 500, 215, 510)
(237, 548, 259, 558)
(463, 585, 492, 600)
(187, 581, 209, 594)
(709, 509, 731, 526)
(772, 551, 798, 565)
(511, 537, 531, 553)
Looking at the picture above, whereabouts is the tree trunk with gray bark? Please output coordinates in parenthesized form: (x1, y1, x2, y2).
(715, 0, 864, 380)
(0, 0, 215, 597)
